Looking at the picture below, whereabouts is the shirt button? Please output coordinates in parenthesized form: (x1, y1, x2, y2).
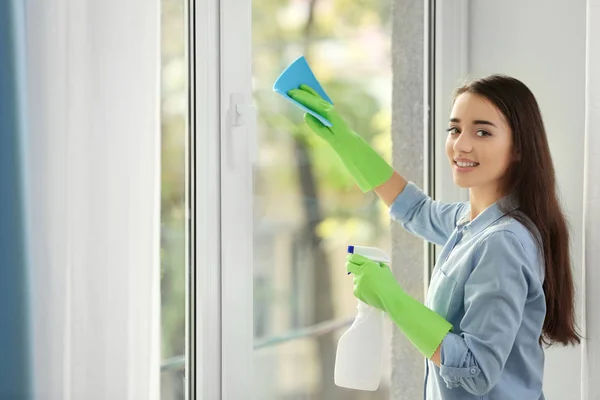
(470, 368, 477, 375)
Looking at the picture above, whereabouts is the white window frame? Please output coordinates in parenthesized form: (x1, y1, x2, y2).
(433, 0, 470, 205)
(193, 0, 222, 397)
(426, 0, 470, 275)
(582, 1, 599, 398)
(218, 0, 255, 397)
(193, 0, 254, 398)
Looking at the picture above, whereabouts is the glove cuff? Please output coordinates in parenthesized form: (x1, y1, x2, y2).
(385, 292, 453, 358)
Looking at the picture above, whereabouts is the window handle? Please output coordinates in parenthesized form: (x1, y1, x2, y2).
(230, 93, 257, 165)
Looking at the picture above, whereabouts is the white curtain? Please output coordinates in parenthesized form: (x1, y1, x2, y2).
(25, 1, 161, 399)
(583, 0, 600, 398)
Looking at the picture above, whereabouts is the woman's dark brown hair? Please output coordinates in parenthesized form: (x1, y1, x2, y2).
(454, 74, 581, 347)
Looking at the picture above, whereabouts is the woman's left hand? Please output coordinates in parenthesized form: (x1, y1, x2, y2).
(347, 253, 453, 359)
(346, 253, 405, 311)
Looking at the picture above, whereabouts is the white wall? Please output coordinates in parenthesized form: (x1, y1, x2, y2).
(466, 1, 587, 399)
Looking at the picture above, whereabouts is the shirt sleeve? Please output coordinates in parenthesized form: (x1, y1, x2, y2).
(389, 181, 467, 246)
(438, 230, 533, 395)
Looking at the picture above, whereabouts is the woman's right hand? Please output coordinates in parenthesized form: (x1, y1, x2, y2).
(287, 84, 395, 193)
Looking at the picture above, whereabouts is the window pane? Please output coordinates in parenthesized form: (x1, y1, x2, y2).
(161, 0, 187, 399)
(252, 0, 394, 398)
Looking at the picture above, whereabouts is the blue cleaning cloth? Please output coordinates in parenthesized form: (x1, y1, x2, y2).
(273, 56, 333, 127)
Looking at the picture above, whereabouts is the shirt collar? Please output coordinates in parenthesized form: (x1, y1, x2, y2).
(456, 192, 519, 236)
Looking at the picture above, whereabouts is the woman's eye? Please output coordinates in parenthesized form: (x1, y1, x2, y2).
(476, 130, 491, 137)
(446, 127, 459, 135)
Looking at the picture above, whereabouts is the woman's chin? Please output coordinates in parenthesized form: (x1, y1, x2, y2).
(453, 177, 473, 189)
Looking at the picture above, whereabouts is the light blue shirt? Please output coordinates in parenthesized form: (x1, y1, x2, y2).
(389, 182, 546, 400)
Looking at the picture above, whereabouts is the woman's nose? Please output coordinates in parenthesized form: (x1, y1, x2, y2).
(453, 132, 472, 153)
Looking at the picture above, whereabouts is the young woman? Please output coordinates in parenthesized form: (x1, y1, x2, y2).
(287, 74, 580, 399)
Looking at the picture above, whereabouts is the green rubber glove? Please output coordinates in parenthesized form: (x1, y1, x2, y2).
(346, 253, 453, 358)
(287, 84, 394, 192)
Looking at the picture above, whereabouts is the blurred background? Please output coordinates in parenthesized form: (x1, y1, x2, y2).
(160, 0, 187, 398)
(250, 0, 395, 398)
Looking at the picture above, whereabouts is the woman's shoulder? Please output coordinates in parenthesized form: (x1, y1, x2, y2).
(477, 213, 545, 278)
(485, 214, 539, 249)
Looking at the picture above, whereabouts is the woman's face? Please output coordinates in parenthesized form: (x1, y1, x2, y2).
(445, 92, 516, 195)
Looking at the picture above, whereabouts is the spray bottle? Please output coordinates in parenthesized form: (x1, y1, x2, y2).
(334, 245, 390, 391)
